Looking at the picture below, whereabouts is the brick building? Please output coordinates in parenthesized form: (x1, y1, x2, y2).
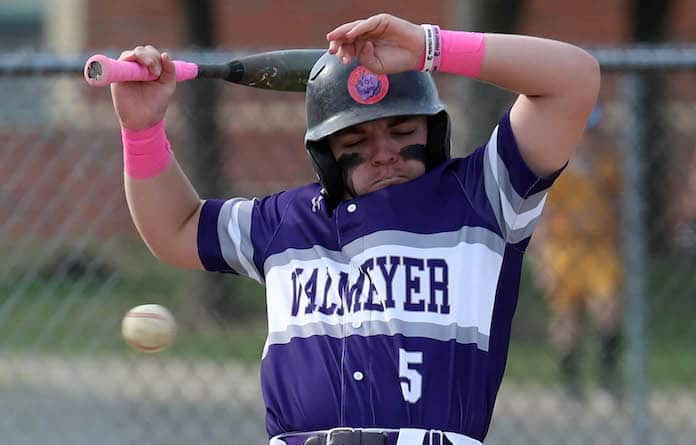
(1, 1, 695, 242)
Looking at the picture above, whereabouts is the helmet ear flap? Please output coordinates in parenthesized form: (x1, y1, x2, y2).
(426, 111, 451, 168)
(306, 140, 344, 211)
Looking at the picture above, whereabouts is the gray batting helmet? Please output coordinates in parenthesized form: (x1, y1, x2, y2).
(304, 51, 451, 210)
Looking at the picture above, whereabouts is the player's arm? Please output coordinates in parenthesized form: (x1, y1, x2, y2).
(111, 46, 204, 270)
(124, 159, 204, 270)
(479, 35, 600, 177)
(326, 14, 600, 177)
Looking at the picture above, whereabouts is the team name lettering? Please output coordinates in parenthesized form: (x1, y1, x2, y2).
(290, 256, 450, 317)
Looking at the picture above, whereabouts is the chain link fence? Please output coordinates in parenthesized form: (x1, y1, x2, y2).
(0, 48, 694, 445)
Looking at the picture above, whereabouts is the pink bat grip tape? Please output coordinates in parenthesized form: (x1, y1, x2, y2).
(84, 54, 199, 87)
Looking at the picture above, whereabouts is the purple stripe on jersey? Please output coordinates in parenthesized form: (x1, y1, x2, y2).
(197, 199, 236, 273)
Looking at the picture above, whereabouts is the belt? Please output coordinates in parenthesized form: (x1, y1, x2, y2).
(270, 428, 483, 445)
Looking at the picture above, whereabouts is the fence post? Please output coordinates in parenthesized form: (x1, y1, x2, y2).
(621, 72, 651, 445)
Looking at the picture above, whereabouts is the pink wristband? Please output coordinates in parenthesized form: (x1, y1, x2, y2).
(121, 119, 173, 179)
(438, 30, 486, 78)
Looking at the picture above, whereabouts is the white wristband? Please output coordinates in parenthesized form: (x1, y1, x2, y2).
(421, 24, 435, 72)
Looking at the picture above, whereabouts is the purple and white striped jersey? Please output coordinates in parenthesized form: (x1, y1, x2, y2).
(197, 112, 562, 442)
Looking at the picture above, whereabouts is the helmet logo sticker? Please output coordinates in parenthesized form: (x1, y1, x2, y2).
(347, 66, 389, 105)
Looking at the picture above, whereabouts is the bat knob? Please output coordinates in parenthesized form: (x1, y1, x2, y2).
(86, 60, 103, 81)
(83, 54, 114, 87)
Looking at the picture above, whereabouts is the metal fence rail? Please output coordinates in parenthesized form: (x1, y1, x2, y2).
(1, 46, 694, 445)
(6, 46, 696, 74)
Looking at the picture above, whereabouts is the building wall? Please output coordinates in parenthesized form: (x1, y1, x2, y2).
(520, 0, 632, 43)
(4, 1, 696, 243)
(84, 0, 696, 49)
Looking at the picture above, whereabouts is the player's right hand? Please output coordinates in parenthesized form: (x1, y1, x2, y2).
(326, 13, 424, 75)
(110, 45, 176, 131)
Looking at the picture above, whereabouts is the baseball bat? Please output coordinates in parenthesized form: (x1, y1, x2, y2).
(83, 49, 326, 92)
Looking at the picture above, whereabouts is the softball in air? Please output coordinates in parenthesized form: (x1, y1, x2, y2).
(121, 304, 176, 353)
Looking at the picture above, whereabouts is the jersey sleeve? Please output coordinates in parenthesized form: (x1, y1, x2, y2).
(197, 193, 288, 284)
(480, 111, 565, 246)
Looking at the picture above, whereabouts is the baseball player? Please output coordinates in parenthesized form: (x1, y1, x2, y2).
(111, 13, 599, 445)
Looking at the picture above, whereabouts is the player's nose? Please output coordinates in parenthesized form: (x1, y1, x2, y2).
(370, 135, 399, 166)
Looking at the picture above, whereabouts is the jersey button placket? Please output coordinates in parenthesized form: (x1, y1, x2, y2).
(336, 199, 366, 424)
(345, 202, 362, 341)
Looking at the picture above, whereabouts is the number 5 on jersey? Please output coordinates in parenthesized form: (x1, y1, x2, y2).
(399, 348, 423, 403)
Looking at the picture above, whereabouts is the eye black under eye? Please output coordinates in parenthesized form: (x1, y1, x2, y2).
(336, 153, 364, 170)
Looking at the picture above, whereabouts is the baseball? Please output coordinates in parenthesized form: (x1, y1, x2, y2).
(121, 304, 176, 353)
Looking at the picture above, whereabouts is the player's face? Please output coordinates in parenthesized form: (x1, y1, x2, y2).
(328, 115, 428, 196)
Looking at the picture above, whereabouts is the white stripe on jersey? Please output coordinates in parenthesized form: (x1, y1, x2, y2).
(263, 232, 503, 353)
(224, 199, 262, 283)
(485, 125, 549, 233)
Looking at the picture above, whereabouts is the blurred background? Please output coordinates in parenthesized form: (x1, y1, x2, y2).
(1, 0, 694, 444)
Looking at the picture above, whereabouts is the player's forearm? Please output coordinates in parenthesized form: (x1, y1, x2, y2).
(476, 34, 599, 105)
(124, 159, 203, 269)
(109, 47, 204, 269)
(121, 121, 204, 269)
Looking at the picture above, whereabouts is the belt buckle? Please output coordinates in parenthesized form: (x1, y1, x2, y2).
(302, 429, 353, 445)
(326, 427, 356, 445)
(325, 428, 386, 445)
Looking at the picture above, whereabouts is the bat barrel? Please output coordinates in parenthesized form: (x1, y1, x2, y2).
(229, 49, 325, 91)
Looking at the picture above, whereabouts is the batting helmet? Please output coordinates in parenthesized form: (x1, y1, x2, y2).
(304, 51, 451, 210)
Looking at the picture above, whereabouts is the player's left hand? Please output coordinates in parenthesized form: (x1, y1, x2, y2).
(326, 13, 424, 74)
